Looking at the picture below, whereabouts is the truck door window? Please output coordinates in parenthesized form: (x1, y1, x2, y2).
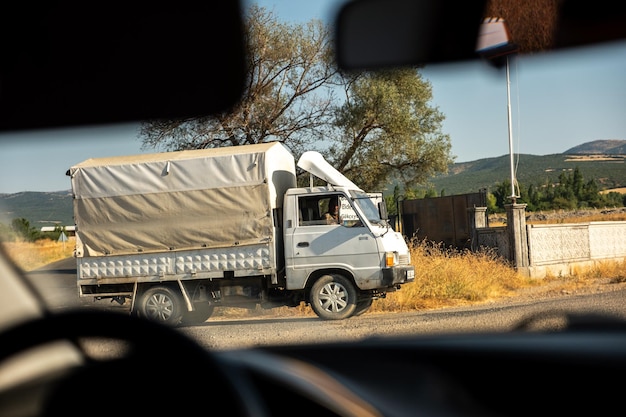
(298, 195, 343, 226)
(297, 194, 365, 227)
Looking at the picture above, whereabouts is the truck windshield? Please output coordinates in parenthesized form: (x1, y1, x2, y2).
(350, 190, 385, 226)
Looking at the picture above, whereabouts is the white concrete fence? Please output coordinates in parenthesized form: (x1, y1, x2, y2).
(470, 205, 626, 278)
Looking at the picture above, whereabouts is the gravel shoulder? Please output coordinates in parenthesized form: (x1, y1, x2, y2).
(493, 276, 626, 305)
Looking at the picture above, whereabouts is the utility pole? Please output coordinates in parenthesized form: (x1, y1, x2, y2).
(476, 17, 520, 202)
(505, 54, 517, 203)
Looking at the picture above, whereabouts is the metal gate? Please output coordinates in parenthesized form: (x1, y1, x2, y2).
(400, 191, 486, 248)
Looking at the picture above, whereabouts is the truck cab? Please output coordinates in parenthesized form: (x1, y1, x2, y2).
(281, 152, 415, 320)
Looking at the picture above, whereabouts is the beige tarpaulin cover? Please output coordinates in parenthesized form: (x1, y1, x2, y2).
(68, 143, 296, 257)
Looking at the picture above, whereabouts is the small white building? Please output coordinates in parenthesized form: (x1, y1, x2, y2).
(40, 225, 76, 236)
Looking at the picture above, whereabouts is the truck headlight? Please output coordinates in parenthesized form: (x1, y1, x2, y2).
(385, 251, 398, 267)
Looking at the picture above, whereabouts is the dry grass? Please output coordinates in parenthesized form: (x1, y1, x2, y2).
(490, 208, 626, 226)
(1, 238, 75, 271)
(370, 240, 534, 312)
(545, 258, 626, 286)
(529, 211, 626, 225)
(600, 187, 626, 195)
(2, 235, 624, 318)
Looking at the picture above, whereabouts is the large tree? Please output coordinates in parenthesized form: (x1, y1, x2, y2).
(327, 69, 452, 191)
(139, 5, 337, 155)
(139, 5, 453, 193)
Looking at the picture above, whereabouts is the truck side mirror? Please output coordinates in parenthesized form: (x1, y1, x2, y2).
(378, 201, 388, 220)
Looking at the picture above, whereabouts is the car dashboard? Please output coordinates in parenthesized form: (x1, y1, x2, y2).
(1, 310, 625, 417)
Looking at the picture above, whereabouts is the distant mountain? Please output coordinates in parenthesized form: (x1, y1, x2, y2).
(422, 140, 626, 195)
(564, 139, 626, 155)
(0, 191, 74, 228)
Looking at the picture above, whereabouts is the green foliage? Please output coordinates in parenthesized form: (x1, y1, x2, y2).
(486, 193, 498, 213)
(139, 5, 337, 156)
(328, 69, 453, 192)
(396, 185, 439, 200)
(0, 218, 62, 243)
(489, 167, 625, 211)
(384, 185, 404, 216)
(10, 218, 41, 242)
(491, 180, 516, 209)
(0, 217, 66, 242)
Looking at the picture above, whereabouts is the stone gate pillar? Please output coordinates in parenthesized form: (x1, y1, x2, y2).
(505, 203, 529, 268)
(467, 206, 487, 250)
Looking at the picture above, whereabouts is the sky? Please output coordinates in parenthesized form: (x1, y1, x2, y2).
(0, 0, 624, 194)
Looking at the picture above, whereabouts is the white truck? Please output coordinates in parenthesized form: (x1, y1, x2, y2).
(67, 142, 415, 324)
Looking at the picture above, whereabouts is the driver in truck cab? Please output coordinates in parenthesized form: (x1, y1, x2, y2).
(323, 196, 341, 225)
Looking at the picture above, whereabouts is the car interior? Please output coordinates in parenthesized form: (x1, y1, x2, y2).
(1, 1, 625, 416)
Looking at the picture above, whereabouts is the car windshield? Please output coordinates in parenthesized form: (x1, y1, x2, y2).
(0, 0, 625, 349)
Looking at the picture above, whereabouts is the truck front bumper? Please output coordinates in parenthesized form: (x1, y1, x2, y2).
(382, 266, 415, 286)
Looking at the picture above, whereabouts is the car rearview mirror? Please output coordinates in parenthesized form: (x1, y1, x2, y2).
(334, 0, 626, 71)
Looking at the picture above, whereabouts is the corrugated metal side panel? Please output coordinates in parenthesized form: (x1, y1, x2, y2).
(77, 243, 274, 282)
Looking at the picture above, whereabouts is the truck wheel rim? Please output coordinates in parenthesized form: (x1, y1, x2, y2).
(145, 293, 174, 321)
(318, 283, 348, 313)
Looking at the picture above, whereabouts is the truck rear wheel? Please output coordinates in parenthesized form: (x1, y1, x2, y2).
(309, 274, 357, 320)
(137, 286, 184, 326)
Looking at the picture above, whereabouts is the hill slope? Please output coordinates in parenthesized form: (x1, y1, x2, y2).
(564, 139, 626, 155)
(0, 191, 74, 228)
(429, 151, 625, 196)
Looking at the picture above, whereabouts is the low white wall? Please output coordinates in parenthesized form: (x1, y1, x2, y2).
(476, 221, 626, 278)
(528, 221, 626, 262)
(523, 221, 626, 278)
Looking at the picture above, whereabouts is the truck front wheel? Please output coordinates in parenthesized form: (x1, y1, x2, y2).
(137, 286, 184, 326)
(353, 297, 373, 316)
(309, 274, 357, 320)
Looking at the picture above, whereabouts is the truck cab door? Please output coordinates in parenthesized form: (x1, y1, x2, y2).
(284, 194, 382, 290)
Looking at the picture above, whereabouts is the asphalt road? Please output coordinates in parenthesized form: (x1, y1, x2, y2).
(24, 257, 626, 351)
(25, 257, 128, 313)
